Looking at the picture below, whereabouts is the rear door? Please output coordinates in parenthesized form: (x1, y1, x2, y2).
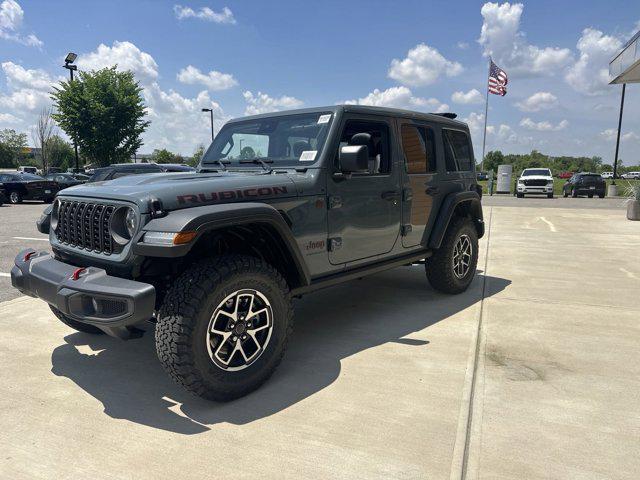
(398, 120, 445, 247)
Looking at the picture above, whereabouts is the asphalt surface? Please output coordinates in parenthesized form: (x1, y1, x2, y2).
(0, 201, 50, 302)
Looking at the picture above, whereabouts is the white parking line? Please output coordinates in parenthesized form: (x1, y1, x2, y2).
(539, 216, 557, 232)
(0, 272, 10, 277)
(13, 236, 48, 242)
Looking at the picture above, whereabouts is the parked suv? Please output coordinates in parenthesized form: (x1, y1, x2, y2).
(88, 163, 164, 182)
(516, 168, 554, 198)
(562, 173, 606, 198)
(12, 106, 484, 401)
(621, 171, 640, 180)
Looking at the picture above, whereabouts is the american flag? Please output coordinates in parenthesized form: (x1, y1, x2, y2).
(488, 60, 508, 96)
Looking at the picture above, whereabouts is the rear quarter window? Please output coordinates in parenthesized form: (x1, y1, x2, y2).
(443, 129, 473, 172)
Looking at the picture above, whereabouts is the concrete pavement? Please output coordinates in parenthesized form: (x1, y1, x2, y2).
(0, 200, 638, 479)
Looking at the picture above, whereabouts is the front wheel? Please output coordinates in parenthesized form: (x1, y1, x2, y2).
(155, 255, 293, 401)
(547, 193, 554, 199)
(9, 191, 22, 204)
(426, 217, 479, 294)
(517, 192, 524, 198)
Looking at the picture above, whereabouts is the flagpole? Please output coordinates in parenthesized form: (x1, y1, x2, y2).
(480, 57, 491, 172)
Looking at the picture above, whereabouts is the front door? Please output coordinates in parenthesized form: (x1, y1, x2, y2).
(399, 121, 445, 247)
(327, 117, 401, 265)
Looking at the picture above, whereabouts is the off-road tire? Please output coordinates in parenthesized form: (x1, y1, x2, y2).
(49, 305, 105, 334)
(9, 191, 22, 204)
(155, 255, 293, 401)
(426, 216, 479, 294)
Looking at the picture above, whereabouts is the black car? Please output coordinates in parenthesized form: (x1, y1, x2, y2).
(88, 163, 164, 182)
(0, 183, 6, 206)
(0, 173, 59, 204)
(562, 173, 606, 198)
(44, 173, 87, 190)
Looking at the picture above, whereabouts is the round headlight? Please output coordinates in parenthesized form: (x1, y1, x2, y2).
(125, 207, 138, 237)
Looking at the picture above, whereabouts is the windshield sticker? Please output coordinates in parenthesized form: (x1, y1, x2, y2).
(317, 114, 332, 124)
(299, 150, 317, 162)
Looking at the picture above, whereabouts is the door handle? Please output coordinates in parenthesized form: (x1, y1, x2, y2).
(381, 191, 400, 201)
(425, 186, 440, 195)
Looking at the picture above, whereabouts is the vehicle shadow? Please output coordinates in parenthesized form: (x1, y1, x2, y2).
(50, 267, 510, 435)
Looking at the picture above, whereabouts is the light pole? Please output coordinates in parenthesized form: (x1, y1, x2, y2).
(63, 52, 79, 172)
(201, 108, 214, 142)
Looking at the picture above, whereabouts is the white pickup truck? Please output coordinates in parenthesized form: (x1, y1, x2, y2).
(516, 168, 554, 198)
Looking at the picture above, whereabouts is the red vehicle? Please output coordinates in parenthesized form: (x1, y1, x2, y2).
(558, 171, 573, 179)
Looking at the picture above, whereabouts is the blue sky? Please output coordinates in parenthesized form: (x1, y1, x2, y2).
(1, 0, 639, 164)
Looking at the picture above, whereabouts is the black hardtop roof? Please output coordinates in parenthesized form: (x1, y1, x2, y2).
(229, 105, 467, 128)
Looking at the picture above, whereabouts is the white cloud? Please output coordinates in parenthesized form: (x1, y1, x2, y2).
(177, 65, 237, 91)
(1, 61, 60, 90)
(519, 117, 568, 131)
(78, 41, 159, 84)
(344, 86, 450, 113)
(451, 89, 484, 105)
(243, 91, 303, 115)
(0, 87, 50, 111)
(388, 43, 463, 86)
(600, 129, 639, 142)
(0, 112, 20, 123)
(173, 4, 236, 24)
(565, 28, 622, 96)
(0, 0, 42, 47)
(479, 2, 572, 76)
(457, 41, 469, 50)
(514, 91, 558, 112)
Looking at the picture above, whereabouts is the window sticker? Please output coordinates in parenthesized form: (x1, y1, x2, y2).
(317, 114, 332, 124)
(299, 150, 317, 162)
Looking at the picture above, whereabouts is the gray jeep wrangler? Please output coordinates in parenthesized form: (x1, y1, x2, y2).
(12, 105, 484, 401)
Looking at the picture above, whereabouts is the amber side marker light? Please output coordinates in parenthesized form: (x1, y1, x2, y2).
(173, 231, 197, 245)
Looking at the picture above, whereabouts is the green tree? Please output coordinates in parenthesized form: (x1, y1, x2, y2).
(188, 144, 205, 167)
(482, 150, 504, 173)
(52, 67, 150, 167)
(150, 148, 179, 164)
(47, 135, 75, 170)
(0, 129, 28, 168)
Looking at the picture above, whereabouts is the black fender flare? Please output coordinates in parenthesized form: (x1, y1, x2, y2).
(133, 202, 311, 286)
(428, 191, 484, 249)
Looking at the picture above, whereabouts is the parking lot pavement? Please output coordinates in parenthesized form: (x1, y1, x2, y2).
(0, 202, 49, 302)
(0, 199, 638, 479)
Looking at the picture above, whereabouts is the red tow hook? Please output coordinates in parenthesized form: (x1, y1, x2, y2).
(23, 251, 36, 262)
(71, 267, 86, 281)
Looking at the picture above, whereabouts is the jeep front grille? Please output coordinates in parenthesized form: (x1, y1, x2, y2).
(55, 200, 116, 255)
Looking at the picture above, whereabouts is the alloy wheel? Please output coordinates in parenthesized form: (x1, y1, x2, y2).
(206, 289, 273, 371)
(452, 234, 473, 279)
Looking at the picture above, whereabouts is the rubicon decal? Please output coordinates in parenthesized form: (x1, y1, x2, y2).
(178, 186, 288, 204)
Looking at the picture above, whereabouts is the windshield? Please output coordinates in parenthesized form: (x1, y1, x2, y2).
(522, 169, 550, 176)
(19, 173, 44, 180)
(202, 112, 333, 167)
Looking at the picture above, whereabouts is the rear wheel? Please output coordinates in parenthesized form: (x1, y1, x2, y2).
(426, 217, 478, 294)
(49, 305, 104, 334)
(155, 255, 293, 401)
(9, 191, 22, 204)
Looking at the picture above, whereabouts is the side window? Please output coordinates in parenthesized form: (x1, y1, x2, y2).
(443, 129, 473, 172)
(401, 124, 436, 174)
(336, 120, 390, 175)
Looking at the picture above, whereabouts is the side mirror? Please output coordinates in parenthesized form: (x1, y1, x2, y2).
(339, 145, 369, 173)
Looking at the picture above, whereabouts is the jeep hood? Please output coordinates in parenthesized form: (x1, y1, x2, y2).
(57, 171, 299, 212)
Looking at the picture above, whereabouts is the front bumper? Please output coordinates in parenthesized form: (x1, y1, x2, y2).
(517, 184, 554, 194)
(11, 249, 155, 338)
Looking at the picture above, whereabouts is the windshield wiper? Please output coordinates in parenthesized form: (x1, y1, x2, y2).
(239, 158, 273, 173)
(200, 160, 230, 172)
